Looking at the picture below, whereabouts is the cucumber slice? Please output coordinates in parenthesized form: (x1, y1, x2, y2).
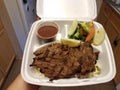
(74, 31, 80, 38)
(73, 28, 80, 39)
(68, 20, 78, 36)
(93, 28, 106, 45)
(79, 22, 92, 33)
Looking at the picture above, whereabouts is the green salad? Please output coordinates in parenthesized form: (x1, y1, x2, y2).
(68, 20, 106, 45)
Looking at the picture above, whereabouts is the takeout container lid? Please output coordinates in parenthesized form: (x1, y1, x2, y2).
(36, 0, 97, 21)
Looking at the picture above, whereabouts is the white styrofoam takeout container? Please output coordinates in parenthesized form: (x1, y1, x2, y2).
(21, 0, 116, 87)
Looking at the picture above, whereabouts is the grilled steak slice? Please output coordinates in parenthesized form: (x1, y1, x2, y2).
(30, 42, 99, 81)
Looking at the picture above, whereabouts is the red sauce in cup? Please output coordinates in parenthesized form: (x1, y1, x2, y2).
(38, 26, 58, 39)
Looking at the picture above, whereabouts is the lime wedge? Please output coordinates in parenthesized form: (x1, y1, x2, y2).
(93, 28, 106, 45)
(61, 38, 81, 47)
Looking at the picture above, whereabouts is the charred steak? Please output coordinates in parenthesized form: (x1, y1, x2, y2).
(30, 42, 99, 81)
